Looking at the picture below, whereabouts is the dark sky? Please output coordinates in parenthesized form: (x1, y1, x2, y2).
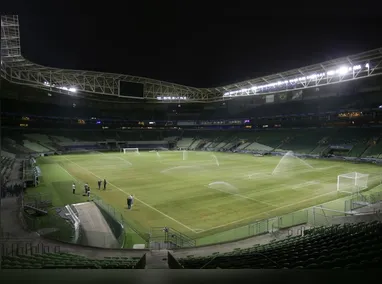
(15, 2, 382, 88)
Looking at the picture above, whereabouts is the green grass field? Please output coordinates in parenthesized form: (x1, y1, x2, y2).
(30, 151, 382, 247)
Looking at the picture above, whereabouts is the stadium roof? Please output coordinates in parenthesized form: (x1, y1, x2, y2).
(2, 15, 382, 103)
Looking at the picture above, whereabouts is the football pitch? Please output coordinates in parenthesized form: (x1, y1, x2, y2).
(33, 151, 382, 246)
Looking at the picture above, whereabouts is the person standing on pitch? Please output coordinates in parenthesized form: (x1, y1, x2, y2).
(127, 195, 132, 209)
(97, 180, 102, 190)
(103, 179, 107, 190)
(131, 195, 134, 207)
(72, 182, 76, 194)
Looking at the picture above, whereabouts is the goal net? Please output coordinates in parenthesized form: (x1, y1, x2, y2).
(122, 148, 140, 155)
(337, 172, 369, 194)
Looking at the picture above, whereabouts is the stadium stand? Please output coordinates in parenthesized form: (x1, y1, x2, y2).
(3, 126, 382, 156)
(177, 222, 382, 269)
(1, 253, 140, 269)
(363, 139, 382, 158)
(177, 138, 194, 149)
(22, 140, 51, 153)
(4, 123, 382, 162)
(1, 157, 13, 186)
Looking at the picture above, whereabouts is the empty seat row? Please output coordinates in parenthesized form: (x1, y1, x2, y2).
(178, 221, 382, 269)
(1, 252, 140, 269)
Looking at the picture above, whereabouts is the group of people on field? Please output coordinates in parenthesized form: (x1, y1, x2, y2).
(70, 179, 135, 211)
(71, 179, 108, 196)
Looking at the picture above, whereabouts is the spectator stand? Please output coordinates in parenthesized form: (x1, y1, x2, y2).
(22, 157, 40, 187)
(1, 180, 24, 198)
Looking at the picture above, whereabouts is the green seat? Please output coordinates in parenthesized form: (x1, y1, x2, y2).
(306, 263, 318, 269)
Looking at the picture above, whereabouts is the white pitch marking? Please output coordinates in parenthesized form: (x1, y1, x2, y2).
(292, 181, 320, 190)
(117, 156, 133, 166)
(57, 163, 82, 183)
(204, 185, 275, 208)
(61, 157, 198, 233)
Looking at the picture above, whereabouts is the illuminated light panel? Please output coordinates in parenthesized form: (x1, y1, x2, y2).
(43, 81, 76, 93)
(157, 96, 187, 100)
(223, 64, 368, 97)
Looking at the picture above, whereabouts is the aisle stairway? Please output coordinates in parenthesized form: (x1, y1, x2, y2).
(145, 250, 170, 269)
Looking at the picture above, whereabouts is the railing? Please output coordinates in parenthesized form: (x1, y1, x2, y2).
(195, 210, 308, 246)
(19, 192, 146, 249)
(23, 192, 52, 208)
(195, 188, 382, 246)
(92, 195, 149, 247)
(345, 191, 382, 212)
(92, 195, 126, 247)
(149, 227, 196, 249)
(18, 192, 75, 244)
(22, 208, 76, 243)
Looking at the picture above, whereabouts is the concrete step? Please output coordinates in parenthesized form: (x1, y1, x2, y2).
(145, 250, 169, 269)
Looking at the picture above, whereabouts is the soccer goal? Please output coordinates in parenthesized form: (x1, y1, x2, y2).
(182, 150, 188, 161)
(337, 172, 369, 194)
(122, 148, 140, 155)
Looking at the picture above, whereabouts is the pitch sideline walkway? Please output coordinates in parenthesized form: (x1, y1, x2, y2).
(73, 202, 120, 249)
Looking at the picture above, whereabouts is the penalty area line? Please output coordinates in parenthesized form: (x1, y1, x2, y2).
(200, 190, 337, 234)
(61, 156, 198, 233)
(204, 185, 276, 209)
(117, 156, 133, 166)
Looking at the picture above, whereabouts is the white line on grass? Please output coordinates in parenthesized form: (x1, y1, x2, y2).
(200, 190, 337, 233)
(203, 185, 275, 209)
(61, 157, 198, 233)
(117, 156, 133, 166)
(57, 163, 81, 182)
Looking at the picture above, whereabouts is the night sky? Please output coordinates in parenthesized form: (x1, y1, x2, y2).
(14, 2, 382, 88)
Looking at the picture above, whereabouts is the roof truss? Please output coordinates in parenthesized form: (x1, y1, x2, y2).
(2, 15, 382, 103)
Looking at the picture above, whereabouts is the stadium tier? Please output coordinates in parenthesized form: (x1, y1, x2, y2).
(1, 253, 141, 269)
(177, 222, 382, 269)
(3, 127, 382, 158)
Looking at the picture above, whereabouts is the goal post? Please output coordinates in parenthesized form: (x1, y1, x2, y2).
(122, 148, 140, 155)
(337, 172, 369, 194)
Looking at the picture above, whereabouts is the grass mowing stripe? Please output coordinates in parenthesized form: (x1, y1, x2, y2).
(62, 156, 198, 233)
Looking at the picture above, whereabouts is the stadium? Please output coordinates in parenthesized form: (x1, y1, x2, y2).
(1, 15, 382, 269)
